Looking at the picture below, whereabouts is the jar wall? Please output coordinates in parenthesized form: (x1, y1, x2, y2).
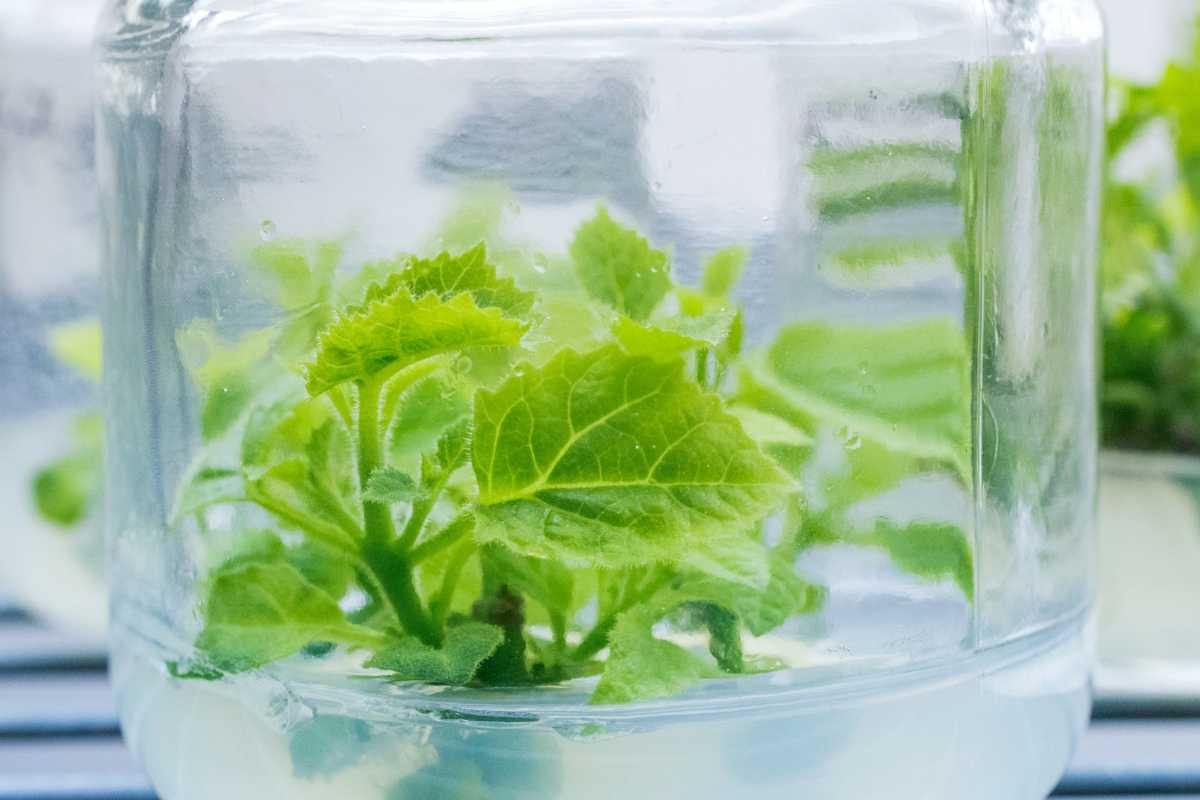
(99, 1, 1101, 797)
(974, 0, 1104, 647)
(0, 0, 108, 638)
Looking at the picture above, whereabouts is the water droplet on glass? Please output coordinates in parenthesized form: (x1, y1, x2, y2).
(259, 219, 277, 241)
(1042, 321, 1051, 338)
(506, 199, 522, 217)
(453, 355, 474, 374)
(858, 362, 869, 375)
(532, 261, 547, 274)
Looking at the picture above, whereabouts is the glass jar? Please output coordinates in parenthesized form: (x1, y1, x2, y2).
(98, 1, 1104, 797)
(0, 0, 107, 639)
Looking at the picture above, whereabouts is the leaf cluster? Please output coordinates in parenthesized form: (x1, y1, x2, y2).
(174, 197, 975, 707)
(1103, 18, 1200, 452)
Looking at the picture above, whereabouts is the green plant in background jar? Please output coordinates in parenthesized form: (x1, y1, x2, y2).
(1098, 8, 1200, 697)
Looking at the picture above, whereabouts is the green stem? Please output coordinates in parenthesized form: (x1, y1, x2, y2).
(246, 487, 359, 554)
(572, 617, 617, 662)
(572, 567, 673, 661)
(430, 538, 476, 632)
(328, 385, 354, 430)
(361, 541, 441, 646)
(399, 475, 449, 552)
(357, 377, 391, 543)
(356, 377, 439, 646)
(381, 358, 447, 427)
(410, 512, 475, 564)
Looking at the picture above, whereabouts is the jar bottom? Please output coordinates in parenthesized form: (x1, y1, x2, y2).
(111, 616, 1090, 800)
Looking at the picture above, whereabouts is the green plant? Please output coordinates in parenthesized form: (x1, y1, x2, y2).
(173, 199, 973, 705)
(1103, 16, 1200, 452)
(31, 320, 104, 530)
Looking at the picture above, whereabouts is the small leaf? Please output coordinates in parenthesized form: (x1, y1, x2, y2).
(240, 400, 362, 544)
(32, 412, 103, 529)
(701, 246, 747, 299)
(367, 622, 503, 685)
(402, 243, 536, 319)
(473, 346, 791, 581)
(569, 207, 671, 321)
(590, 608, 713, 704)
(695, 603, 743, 673)
(176, 321, 276, 440)
(612, 309, 735, 361)
(287, 540, 356, 599)
(676, 532, 823, 636)
(364, 467, 417, 504)
(871, 519, 974, 600)
(48, 319, 103, 382)
(32, 455, 97, 529)
(249, 239, 340, 311)
(387, 376, 471, 472)
(306, 289, 527, 395)
(173, 466, 244, 521)
(197, 558, 378, 673)
(740, 318, 971, 478)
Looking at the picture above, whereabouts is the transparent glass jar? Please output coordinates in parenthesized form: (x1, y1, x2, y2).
(98, 1, 1103, 797)
(0, 0, 108, 639)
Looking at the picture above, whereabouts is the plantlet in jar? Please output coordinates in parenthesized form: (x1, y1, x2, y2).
(176, 202, 975, 707)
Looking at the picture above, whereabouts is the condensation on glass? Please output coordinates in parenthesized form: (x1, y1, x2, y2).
(98, 1, 1104, 798)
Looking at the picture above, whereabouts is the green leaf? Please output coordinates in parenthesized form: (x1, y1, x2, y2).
(241, 399, 362, 547)
(870, 520, 974, 600)
(729, 407, 814, 449)
(387, 376, 471, 472)
(173, 466, 244, 521)
(305, 288, 527, 395)
(364, 467, 418, 504)
(197, 558, 379, 673)
(176, 321, 276, 440)
(675, 532, 823, 636)
(367, 622, 503, 685)
(472, 346, 791, 581)
(287, 540, 357, 599)
(612, 309, 736, 361)
(694, 603, 743, 673)
(740, 318, 971, 477)
(679, 527, 770, 589)
(33, 455, 97, 529)
(590, 607, 713, 704)
(249, 239, 340, 311)
(569, 207, 671, 321)
(48, 319, 102, 382)
(701, 246, 747, 299)
(402, 244, 536, 319)
(32, 413, 103, 529)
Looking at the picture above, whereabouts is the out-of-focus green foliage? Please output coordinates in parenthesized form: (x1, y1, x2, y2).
(1103, 16, 1200, 452)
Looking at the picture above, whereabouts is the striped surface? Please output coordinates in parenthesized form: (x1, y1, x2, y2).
(0, 604, 1196, 800)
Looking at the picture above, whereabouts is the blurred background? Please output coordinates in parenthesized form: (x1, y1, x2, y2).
(0, 0, 1199, 796)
